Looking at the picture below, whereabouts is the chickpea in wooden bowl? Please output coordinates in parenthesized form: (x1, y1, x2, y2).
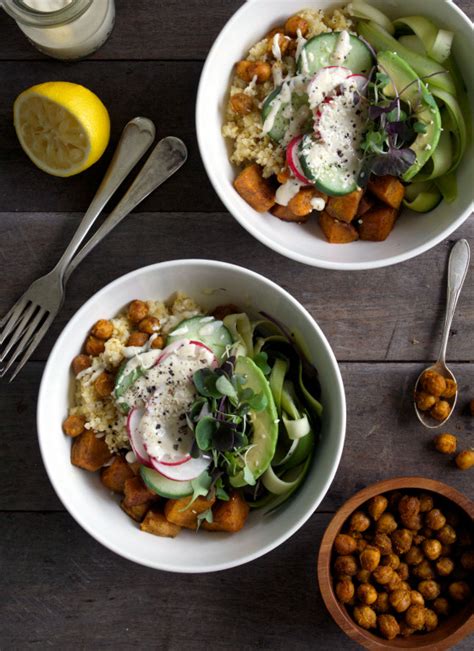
(317, 478, 473, 650)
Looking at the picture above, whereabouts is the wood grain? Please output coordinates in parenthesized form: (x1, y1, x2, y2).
(1, 362, 473, 512)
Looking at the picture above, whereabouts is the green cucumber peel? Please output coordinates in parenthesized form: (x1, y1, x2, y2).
(430, 87, 467, 174)
(403, 181, 442, 212)
(435, 172, 458, 204)
(413, 120, 453, 181)
(223, 312, 254, 358)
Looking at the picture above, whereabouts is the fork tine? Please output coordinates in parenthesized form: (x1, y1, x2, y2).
(0, 297, 29, 344)
(0, 303, 37, 361)
(7, 314, 53, 383)
(0, 308, 47, 378)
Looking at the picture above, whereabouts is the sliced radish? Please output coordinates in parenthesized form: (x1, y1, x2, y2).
(155, 339, 217, 368)
(151, 455, 210, 482)
(342, 73, 369, 96)
(158, 454, 192, 467)
(127, 407, 152, 467)
(287, 136, 311, 184)
(307, 66, 351, 109)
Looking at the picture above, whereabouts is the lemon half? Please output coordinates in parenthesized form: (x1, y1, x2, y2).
(14, 81, 110, 177)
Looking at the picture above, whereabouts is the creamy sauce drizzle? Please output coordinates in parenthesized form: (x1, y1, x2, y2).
(330, 30, 352, 65)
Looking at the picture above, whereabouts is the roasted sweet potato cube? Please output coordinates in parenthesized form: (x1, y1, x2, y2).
(288, 187, 319, 217)
(367, 175, 405, 209)
(357, 193, 375, 216)
(319, 212, 359, 243)
(140, 508, 181, 538)
(271, 203, 309, 223)
(202, 492, 250, 533)
(233, 164, 275, 212)
(164, 495, 216, 529)
(121, 499, 148, 523)
(71, 429, 112, 471)
(123, 476, 158, 507)
(326, 189, 364, 223)
(358, 205, 398, 241)
(100, 456, 135, 493)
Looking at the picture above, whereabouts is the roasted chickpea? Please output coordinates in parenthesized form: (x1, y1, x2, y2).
(385, 573, 402, 592)
(410, 590, 425, 606)
(138, 316, 160, 335)
(436, 524, 456, 545)
(433, 432, 457, 454)
(71, 354, 91, 376)
(425, 509, 446, 531)
(357, 583, 378, 605)
(91, 319, 113, 340)
(374, 592, 390, 613)
(94, 371, 114, 398)
(413, 534, 426, 546)
(335, 578, 355, 604)
(377, 614, 400, 640)
(430, 400, 451, 422)
(266, 25, 285, 39)
(230, 92, 254, 115)
(356, 538, 368, 553)
(399, 622, 415, 637)
(433, 597, 450, 616)
(127, 300, 149, 323)
(382, 553, 400, 570)
(460, 550, 474, 571)
(418, 493, 434, 513)
(84, 335, 105, 356)
(455, 449, 474, 470)
(405, 604, 426, 630)
(398, 581, 411, 593)
(235, 60, 271, 83)
(266, 32, 290, 56)
(373, 566, 394, 585)
(405, 546, 424, 566)
(421, 370, 446, 397)
(353, 606, 377, 630)
(422, 539, 442, 561)
(376, 513, 397, 534)
(413, 560, 435, 580)
(398, 495, 420, 519)
(126, 331, 148, 347)
(62, 414, 85, 437)
(435, 557, 454, 577)
(389, 589, 411, 613)
(368, 495, 388, 521)
(441, 378, 457, 399)
(356, 569, 371, 584)
(397, 562, 409, 581)
(349, 510, 371, 532)
(150, 334, 165, 350)
(334, 555, 358, 577)
(334, 533, 357, 555)
(360, 547, 381, 572)
(416, 391, 437, 411)
(418, 580, 440, 601)
(405, 515, 423, 531)
(392, 529, 413, 554)
(448, 581, 471, 602)
(424, 608, 438, 632)
(373, 533, 392, 555)
(284, 15, 309, 37)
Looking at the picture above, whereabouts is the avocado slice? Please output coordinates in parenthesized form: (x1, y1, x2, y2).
(229, 356, 278, 487)
(377, 51, 441, 181)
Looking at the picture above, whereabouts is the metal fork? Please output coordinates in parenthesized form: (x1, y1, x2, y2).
(0, 116, 156, 381)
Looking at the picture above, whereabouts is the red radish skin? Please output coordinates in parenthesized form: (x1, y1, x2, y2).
(343, 74, 369, 95)
(157, 454, 192, 467)
(152, 455, 211, 482)
(287, 136, 311, 184)
(127, 407, 152, 467)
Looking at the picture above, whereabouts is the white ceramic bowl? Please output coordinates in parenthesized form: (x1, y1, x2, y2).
(196, 0, 473, 270)
(37, 260, 346, 573)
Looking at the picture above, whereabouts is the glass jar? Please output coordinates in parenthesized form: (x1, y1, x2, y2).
(1, 0, 115, 60)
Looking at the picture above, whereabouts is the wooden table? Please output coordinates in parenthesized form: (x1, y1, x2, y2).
(0, 2, 472, 648)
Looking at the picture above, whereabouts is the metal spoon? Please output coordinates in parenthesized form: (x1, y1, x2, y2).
(414, 239, 470, 429)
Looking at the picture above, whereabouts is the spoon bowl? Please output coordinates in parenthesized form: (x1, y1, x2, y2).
(413, 239, 470, 429)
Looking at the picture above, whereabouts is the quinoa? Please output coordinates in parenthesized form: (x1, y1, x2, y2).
(69, 292, 201, 454)
(222, 7, 353, 177)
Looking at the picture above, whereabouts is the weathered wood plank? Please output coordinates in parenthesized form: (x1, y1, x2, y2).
(0, 0, 471, 61)
(1, 213, 472, 363)
(1, 361, 472, 512)
(1, 510, 472, 650)
(0, 61, 225, 213)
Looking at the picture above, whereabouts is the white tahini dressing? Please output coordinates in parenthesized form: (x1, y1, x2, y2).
(275, 178, 303, 206)
(243, 75, 258, 97)
(310, 196, 326, 211)
(330, 30, 352, 65)
(295, 28, 308, 72)
(262, 82, 292, 133)
(307, 67, 351, 109)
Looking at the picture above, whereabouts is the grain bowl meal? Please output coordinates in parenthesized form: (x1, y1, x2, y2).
(63, 293, 322, 538)
(331, 489, 473, 641)
(223, 0, 469, 244)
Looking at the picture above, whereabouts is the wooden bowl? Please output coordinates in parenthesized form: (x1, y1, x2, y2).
(317, 477, 474, 650)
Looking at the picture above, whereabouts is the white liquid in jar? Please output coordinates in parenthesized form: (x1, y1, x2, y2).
(17, 0, 115, 60)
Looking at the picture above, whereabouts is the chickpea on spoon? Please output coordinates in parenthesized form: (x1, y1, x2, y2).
(414, 239, 470, 428)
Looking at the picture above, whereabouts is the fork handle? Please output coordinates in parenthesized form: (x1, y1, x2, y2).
(54, 117, 156, 279)
(64, 137, 187, 282)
